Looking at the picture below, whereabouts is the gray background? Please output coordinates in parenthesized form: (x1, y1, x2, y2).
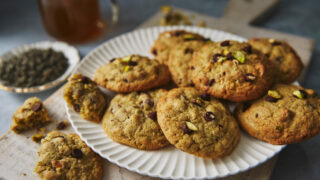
(0, 0, 320, 179)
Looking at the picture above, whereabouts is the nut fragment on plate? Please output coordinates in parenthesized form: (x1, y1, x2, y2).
(11, 97, 51, 134)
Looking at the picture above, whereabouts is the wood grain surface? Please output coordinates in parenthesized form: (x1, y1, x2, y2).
(0, 6, 314, 180)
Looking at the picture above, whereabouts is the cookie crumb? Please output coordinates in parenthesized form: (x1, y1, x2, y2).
(32, 133, 45, 143)
(36, 127, 46, 134)
(56, 120, 70, 130)
(159, 5, 191, 26)
(197, 21, 206, 27)
(21, 173, 27, 176)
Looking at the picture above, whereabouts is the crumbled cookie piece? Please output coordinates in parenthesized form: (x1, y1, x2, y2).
(63, 74, 107, 123)
(11, 97, 51, 134)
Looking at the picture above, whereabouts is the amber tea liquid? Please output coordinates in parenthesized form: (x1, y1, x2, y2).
(38, 0, 106, 44)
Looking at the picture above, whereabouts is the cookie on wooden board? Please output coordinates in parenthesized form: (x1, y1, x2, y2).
(34, 131, 103, 180)
(11, 97, 51, 133)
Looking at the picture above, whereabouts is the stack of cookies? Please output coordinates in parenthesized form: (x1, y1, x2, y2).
(61, 29, 320, 162)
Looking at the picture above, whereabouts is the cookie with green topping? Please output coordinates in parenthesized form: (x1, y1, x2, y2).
(34, 131, 103, 180)
(168, 40, 205, 87)
(150, 30, 207, 65)
(191, 40, 275, 102)
(235, 84, 320, 145)
(248, 38, 303, 84)
(94, 55, 170, 93)
(63, 74, 107, 123)
(157, 87, 240, 158)
(102, 89, 169, 150)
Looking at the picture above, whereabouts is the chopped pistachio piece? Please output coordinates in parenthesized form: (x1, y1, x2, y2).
(186, 121, 198, 131)
(268, 90, 282, 99)
(183, 34, 195, 40)
(268, 38, 276, 43)
(293, 90, 306, 99)
(233, 51, 246, 63)
(121, 56, 132, 63)
(217, 56, 227, 63)
(123, 65, 130, 72)
(223, 49, 230, 56)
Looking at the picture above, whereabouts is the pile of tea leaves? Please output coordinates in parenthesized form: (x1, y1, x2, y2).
(0, 48, 69, 87)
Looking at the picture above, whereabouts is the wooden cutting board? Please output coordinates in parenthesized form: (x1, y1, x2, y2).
(0, 0, 315, 179)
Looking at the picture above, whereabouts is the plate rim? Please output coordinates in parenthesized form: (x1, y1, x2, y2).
(66, 25, 286, 179)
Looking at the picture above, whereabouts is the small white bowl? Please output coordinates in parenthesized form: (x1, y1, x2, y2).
(0, 41, 80, 93)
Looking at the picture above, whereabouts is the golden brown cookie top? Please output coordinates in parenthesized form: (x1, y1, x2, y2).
(150, 30, 207, 65)
(168, 40, 205, 87)
(235, 84, 320, 145)
(63, 74, 107, 123)
(102, 89, 169, 150)
(248, 38, 303, 84)
(157, 87, 240, 158)
(34, 131, 103, 180)
(94, 54, 170, 93)
(191, 40, 275, 102)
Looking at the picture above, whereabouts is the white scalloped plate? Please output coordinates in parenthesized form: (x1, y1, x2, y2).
(66, 26, 285, 180)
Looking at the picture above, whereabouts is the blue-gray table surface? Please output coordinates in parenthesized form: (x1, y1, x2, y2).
(1, 0, 320, 179)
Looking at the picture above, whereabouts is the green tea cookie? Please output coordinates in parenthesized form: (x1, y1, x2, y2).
(157, 87, 240, 158)
(150, 30, 207, 65)
(11, 97, 51, 134)
(191, 40, 275, 102)
(168, 40, 205, 87)
(63, 74, 107, 123)
(34, 131, 103, 180)
(94, 55, 170, 93)
(102, 89, 169, 150)
(235, 84, 320, 145)
(248, 38, 303, 84)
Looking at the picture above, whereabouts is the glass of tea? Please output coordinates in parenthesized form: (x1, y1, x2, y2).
(37, 0, 119, 44)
